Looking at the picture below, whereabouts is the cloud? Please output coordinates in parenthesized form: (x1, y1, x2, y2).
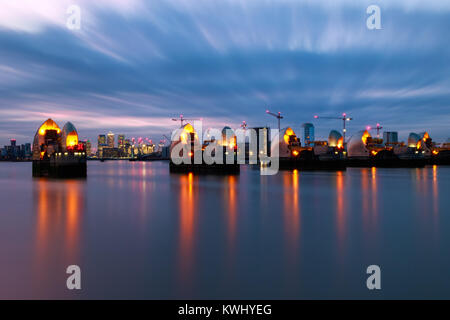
(0, 0, 142, 33)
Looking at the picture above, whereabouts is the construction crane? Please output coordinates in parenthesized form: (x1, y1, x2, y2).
(314, 113, 353, 142)
(366, 123, 383, 138)
(171, 114, 201, 127)
(156, 134, 171, 147)
(266, 110, 283, 131)
(240, 121, 248, 130)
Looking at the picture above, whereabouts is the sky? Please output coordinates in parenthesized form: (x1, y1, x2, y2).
(0, 0, 449, 147)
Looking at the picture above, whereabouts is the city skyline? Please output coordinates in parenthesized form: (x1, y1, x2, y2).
(1, 0, 450, 145)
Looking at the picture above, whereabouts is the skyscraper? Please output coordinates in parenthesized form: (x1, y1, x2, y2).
(98, 134, 106, 147)
(301, 123, 315, 146)
(383, 131, 398, 145)
(118, 134, 125, 148)
(86, 140, 92, 155)
(24, 143, 32, 158)
(107, 132, 115, 148)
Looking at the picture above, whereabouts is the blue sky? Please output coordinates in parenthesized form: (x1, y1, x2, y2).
(0, 0, 449, 146)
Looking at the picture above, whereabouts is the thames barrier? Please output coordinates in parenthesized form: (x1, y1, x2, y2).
(32, 119, 87, 178)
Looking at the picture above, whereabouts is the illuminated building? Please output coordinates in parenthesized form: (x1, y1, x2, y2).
(118, 134, 125, 148)
(275, 127, 345, 170)
(107, 131, 115, 148)
(140, 144, 155, 155)
(277, 127, 301, 158)
(102, 147, 119, 158)
(301, 123, 315, 146)
(32, 118, 61, 160)
(124, 139, 131, 157)
(1, 139, 30, 160)
(169, 123, 239, 173)
(407, 132, 433, 156)
(328, 130, 344, 148)
(61, 122, 79, 151)
(347, 129, 425, 167)
(97, 134, 107, 158)
(347, 130, 375, 158)
(32, 119, 86, 177)
(98, 134, 106, 146)
(86, 140, 92, 156)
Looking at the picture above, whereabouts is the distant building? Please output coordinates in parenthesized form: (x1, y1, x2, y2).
(22, 143, 32, 158)
(97, 134, 107, 158)
(1, 139, 31, 160)
(443, 138, 450, 148)
(383, 131, 398, 145)
(86, 140, 92, 156)
(98, 134, 106, 147)
(107, 132, 115, 148)
(118, 134, 125, 148)
(161, 146, 170, 159)
(124, 139, 132, 157)
(102, 147, 119, 158)
(301, 123, 315, 146)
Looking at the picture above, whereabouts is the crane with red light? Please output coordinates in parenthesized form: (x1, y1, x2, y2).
(366, 123, 383, 138)
(171, 114, 202, 127)
(313, 113, 353, 143)
(266, 110, 283, 131)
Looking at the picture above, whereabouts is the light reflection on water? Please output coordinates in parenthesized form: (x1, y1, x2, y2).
(32, 178, 85, 298)
(177, 172, 197, 294)
(0, 161, 449, 299)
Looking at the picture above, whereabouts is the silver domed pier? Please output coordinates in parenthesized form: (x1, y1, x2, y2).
(32, 119, 87, 178)
(345, 130, 425, 168)
(275, 127, 346, 171)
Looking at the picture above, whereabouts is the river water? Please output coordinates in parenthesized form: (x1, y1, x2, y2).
(0, 161, 449, 299)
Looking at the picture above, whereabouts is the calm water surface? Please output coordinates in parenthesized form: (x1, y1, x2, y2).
(0, 161, 449, 299)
